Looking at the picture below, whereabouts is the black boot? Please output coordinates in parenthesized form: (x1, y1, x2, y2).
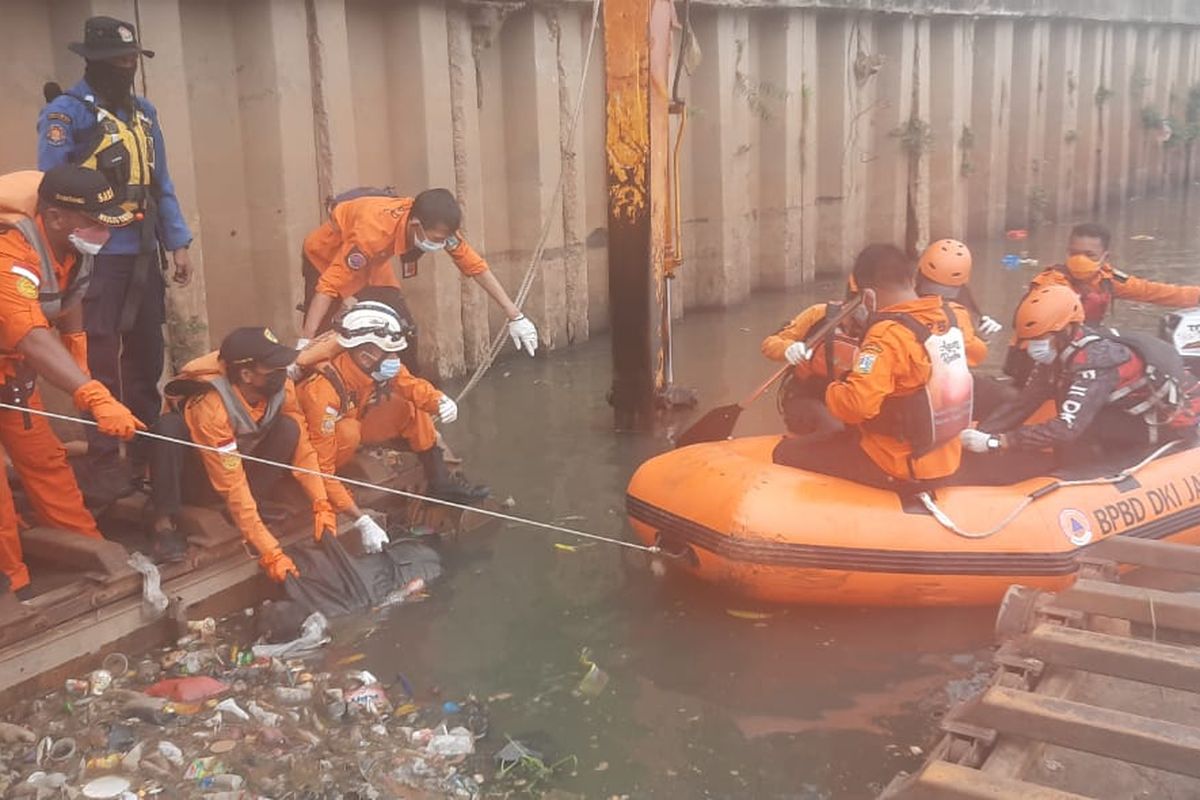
(417, 447, 490, 505)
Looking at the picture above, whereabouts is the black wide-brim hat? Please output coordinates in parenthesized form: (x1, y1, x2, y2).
(68, 16, 155, 61)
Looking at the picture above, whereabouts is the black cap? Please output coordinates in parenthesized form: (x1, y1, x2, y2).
(219, 327, 298, 370)
(69, 16, 155, 61)
(38, 165, 134, 227)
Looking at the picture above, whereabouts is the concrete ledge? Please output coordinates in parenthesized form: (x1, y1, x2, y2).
(19, 528, 132, 581)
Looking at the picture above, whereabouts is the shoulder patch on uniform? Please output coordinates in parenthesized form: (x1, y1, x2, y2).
(445, 234, 461, 249)
(15, 278, 38, 300)
(10, 265, 41, 286)
(855, 351, 878, 374)
(1110, 268, 1130, 282)
(46, 111, 72, 125)
(45, 123, 68, 147)
(346, 248, 367, 270)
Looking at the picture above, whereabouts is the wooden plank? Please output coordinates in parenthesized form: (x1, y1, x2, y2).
(1087, 537, 1200, 575)
(1022, 623, 1200, 692)
(968, 685, 1200, 778)
(1054, 579, 1200, 634)
(898, 760, 1093, 800)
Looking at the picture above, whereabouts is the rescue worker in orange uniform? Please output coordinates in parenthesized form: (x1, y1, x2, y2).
(0, 166, 145, 599)
(298, 188, 538, 362)
(773, 244, 975, 488)
(761, 287, 866, 438)
(915, 237, 1017, 418)
(295, 289, 488, 526)
(1005, 223, 1200, 385)
(965, 284, 1200, 464)
(146, 328, 340, 577)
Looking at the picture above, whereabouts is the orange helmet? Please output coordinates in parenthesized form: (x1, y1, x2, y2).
(918, 239, 972, 287)
(1014, 284, 1084, 342)
(1065, 253, 1103, 281)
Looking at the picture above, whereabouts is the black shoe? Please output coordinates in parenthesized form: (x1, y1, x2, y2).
(429, 473, 491, 505)
(15, 585, 33, 601)
(152, 527, 189, 564)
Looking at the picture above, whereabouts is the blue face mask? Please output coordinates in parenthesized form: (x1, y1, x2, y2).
(371, 357, 402, 383)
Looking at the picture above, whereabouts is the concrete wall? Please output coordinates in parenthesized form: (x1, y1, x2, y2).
(2, 0, 1199, 377)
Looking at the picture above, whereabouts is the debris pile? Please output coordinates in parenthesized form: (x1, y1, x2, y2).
(0, 614, 501, 799)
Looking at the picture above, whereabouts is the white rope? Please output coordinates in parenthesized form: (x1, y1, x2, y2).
(920, 440, 1182, 540)
(0, 401, 658, 554)
(455, 0, 603, 403)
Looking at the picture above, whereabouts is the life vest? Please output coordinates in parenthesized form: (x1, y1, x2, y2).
(1058, 330, 1196, 431)
(1053, 264, 1114, 323)
(165, 353, 287, 454)
(301, 354, 387, 423)
(807, 301, 861, 380)
(68, 92, 155, 214)
(864, 299, 974, 456)
(0, 170, 93, 320)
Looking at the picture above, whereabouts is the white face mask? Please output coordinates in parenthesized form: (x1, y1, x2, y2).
(414, 236, 445, 254)
(1027, 338, 1057, 365)
(69, 228, 109, 256)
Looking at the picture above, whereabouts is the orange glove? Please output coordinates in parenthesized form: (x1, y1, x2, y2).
(313, 497, 337, 542)
(61, 331, 89, 375)
(72, 380, 146, 440)
(259, 548, 299, 583)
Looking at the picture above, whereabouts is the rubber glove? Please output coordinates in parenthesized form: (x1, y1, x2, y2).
(61, 331, 89, 375)
(260, 548, 299, 583)
(313, 498, 337, 542)
(961, 428, 1000, 453)
(73, 380, 146, 440)
(437, 395, 458, 424)
(507, 315, 539, 356)
(977, 315, 1004, 338)
(354, 514, 390, 554)
(784, 340, 813, 366)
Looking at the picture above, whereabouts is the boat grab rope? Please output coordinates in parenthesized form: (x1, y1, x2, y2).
(918, 439, 1183, 540)
(0, 401, 660, 555)
(454, 0, 602, 404)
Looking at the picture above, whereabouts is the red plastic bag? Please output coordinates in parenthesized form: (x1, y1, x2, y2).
(145, 676, 230, 702)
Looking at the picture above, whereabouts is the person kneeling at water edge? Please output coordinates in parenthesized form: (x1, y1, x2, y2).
(146, 328, 344, 578)
(773, 244, 975, 488)
(294, 288, 488, 528)
(963, 284, 1200, 465)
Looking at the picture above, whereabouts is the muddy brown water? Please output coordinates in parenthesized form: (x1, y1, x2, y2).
(344, 192, 1200, 799)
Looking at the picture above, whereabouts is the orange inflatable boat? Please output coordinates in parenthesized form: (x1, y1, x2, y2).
(626, 436, 1200, 606)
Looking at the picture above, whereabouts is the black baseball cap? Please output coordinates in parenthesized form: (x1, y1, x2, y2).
(69, 16, 155, 61)
(219, 327, 298, 369)
(38, 165, 134, 227)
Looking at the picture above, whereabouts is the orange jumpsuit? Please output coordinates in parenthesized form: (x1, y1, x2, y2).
(824, 296, 974, 481)
(303, 195, 489, 301)
(296, 352, 442, 509)
(0, 220, 102, 592)
(174, 354, 337, 558)
(1029, 263, 1200, 324)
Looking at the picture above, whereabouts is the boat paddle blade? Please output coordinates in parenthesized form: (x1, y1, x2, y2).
(673, 403, 743, 448)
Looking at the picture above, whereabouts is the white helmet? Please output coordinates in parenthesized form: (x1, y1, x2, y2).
(335, 301, 412, 352)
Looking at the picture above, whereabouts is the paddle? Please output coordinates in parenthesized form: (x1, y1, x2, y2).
(673, 293, 866, 448)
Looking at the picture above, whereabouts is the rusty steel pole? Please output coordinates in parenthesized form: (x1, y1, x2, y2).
(604, 0, 674, 430)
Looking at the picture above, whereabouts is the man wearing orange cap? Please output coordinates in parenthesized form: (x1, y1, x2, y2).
(965, 284, 1200, 464)
(298, 188, 538, 362)
(0, 165, 145, 599)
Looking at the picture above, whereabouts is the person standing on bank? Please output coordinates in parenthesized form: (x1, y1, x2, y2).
(37, 16, 193, 502)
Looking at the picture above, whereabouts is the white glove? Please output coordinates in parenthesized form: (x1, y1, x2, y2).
(295, 337, 311, 351)
(784, 340, 813, 366)
(978, 315, 1004, 338)
(354, 514, 390, 554)
(960, 428, 999, 454)
(507, 315, 539, 356)
(437, 394, 458, 424)
(287, 338, 311, 381)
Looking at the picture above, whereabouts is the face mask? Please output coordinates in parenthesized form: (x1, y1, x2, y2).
(69, 225, 111, 256)
(414, 236, 445, 254)
(372, 357, 402, 383)
(85, 60, 137, 104)
(1027, 338, 1057, 365)
(261, 370, 287, 396)
(1065, 253, 1103, 281)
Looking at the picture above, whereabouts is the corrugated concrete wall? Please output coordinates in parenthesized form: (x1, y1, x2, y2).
(2, 0, 1199, 378)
